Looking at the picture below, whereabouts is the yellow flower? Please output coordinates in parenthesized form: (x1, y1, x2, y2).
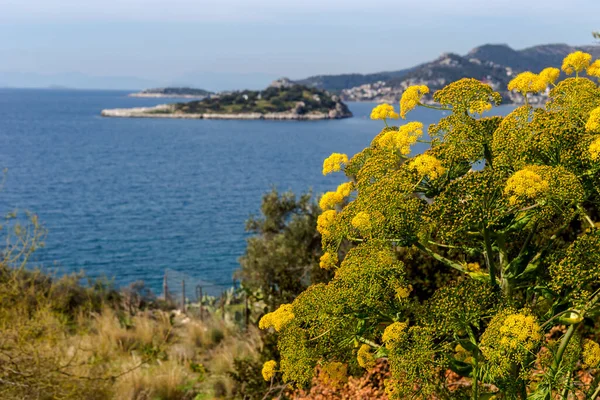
(583, 339, 600, 368)
(370, 103, 399, 121)
(320, 362, 348, 388)
(319, 182, 354, 211)
(465, 262, 481, 272)
(539, 67, 560, 85)
(507, 72, 547, 95)
(382, 321, 408, 348)
(336, 182, 353, 197)
(378, 122, 423, 154)
(504, 167, 550, 205)
(499, 314, 542, 345)
(410, 154, 446, 179)
(351, 211, 371, 231)
(400, 85, 429, 119)
(468, 100, 492, 115)
(258, 304, 294, 332)
(395, 284, 412, 299)
(262, 360, 277, 381)
(317, 210, 337, 238)
(319, 252, 338, 269)
(587, 60, 600, 77)
(590, 137, 600, 160)
(322, 153, 348, 175)
(319, 191, 343, 211)
(357, 344, 376, 370)
(586, 107, 600, 132)
(562, 51, 592, 75)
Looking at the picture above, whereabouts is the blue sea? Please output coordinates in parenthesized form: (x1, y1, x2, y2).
(0, 88, 513, 294)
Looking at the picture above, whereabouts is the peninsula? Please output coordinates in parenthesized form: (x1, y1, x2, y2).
(103, 79, 352, 120)
(128, 87, 213, 98)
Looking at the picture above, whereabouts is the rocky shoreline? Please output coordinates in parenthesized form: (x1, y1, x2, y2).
(101, 104, 352, 120)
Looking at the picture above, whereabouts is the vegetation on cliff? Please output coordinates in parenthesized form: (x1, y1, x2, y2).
(170, 81, 351, 117)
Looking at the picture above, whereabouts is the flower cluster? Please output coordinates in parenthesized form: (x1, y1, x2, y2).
(258, 303, 294, 332)
(583, 339, 600, 368)
(480, 311, 542, 378)
(409, 154, 445, 179)
(468, 100, 492, 115)
(356, 344, 376, 370)
(395, 284, 412, 300)
(319, 362, 348, 388)
(261, 360, 277, 381)
(382, 322, 408, 349)
(433, 78, 502, 112)
(539, 67, 560, 85)
(504, 166, 549, 205)
(588, 60, 600, 78)
(400, 85, 429, 118)
(590, 137, 600, 160)
(319, 251, 337, 269)
(370, 103, 399, 121)
(322, 153, 348, 175)
(316, 210, 337, 238)
(562, 50, 592, 75)
(319, 182, 353, 210)
(508, 71, 547, 95)
(377, 121, 423, 154)
(586, 106, 600, 132)
(351, 211, 371, 232)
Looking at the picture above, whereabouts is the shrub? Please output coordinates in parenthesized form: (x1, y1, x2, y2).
(260, 52, 600, 399)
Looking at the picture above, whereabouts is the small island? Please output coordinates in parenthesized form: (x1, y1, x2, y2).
(128, 87, 213, 98)
(103, 79, 352, 120)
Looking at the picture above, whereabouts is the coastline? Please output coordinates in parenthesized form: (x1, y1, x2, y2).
(101, 104, 352, 120)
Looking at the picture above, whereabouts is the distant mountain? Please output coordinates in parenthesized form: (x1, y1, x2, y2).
(298, 43, 600, 104)
(0, 71, 160, 91)
(296, 69, 413, 91)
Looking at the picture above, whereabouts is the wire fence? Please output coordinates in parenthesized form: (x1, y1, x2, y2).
(161, 268, 252, 326)
(162, 268, 236, 302)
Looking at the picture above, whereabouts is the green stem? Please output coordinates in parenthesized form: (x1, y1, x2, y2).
(467, 328, 479, 400)
(577, 204, 595, 228)
(417, 102, 451, 111)
(551, 324, 576, 374)
(356, 336, 381, 348)
(414, 242, 467, 274)
(483, 227, 498, 289)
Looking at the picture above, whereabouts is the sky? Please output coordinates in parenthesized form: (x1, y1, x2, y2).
(1, 0, 600, 90)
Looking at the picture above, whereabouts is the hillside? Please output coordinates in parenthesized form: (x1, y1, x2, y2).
(103, 79, 352, 120)
(298, 43, 600, 104)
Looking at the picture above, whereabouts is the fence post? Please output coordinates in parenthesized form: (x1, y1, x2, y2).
(163, 270, 168, 301)
(181, 279, 186, 313)
(199, 286, 203, 321)
(221, 292, 225, 321)
(244, 291, 249, 330)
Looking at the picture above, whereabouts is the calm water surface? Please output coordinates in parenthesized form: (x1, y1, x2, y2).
(0, 88, 514, 292)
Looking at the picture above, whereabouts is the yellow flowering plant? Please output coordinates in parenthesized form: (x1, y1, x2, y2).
(260, 51, 600, 399)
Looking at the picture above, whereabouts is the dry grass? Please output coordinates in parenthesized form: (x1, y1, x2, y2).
(0, 267, 264, 400)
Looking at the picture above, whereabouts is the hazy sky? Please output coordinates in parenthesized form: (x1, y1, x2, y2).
(1, 0, 600, 85)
